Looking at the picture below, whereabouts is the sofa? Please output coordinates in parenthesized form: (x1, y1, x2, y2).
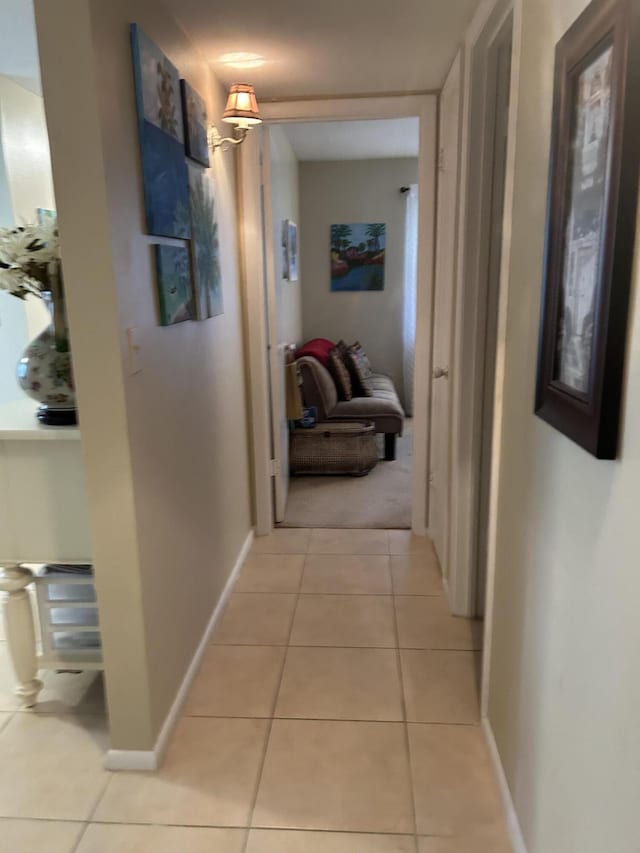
(297, 355, 405, 460)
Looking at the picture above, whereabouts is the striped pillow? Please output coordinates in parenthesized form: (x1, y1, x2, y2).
(347, 344, 374, 397)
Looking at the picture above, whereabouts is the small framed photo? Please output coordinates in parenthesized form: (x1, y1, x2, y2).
(287, 220, 298, 282)
(282, 219, 298, 282)
(535, 0, 640, 458)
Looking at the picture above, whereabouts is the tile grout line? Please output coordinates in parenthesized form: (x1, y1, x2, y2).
(181, 713, 481, 727)
(211, 642, 480, 652)
(240, 546, 308, 853)
(69, 770, 113, 853)
(391, 584, 420, 851)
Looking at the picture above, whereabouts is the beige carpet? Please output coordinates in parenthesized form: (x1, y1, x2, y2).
(280, 420, 412, 529)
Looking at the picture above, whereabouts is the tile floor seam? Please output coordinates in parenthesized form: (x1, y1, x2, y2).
(68, 771, 113, 853)
(0, 709, 15, 734)
(0, 816, 86, 825)
(240, 549, 307, 853)
(248, 825, 419, 837)
(390, 571, 420, 846)
(178, 715, 477, 727)
(69, 820, 90, 853)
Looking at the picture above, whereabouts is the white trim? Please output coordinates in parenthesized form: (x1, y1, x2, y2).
(237, 133, 274, 536)
(481, 0, 523, 718)
(258, 95, 437, 537)
(482, 717, 528, 853)
(104, 530, 254, 771)
(448, 0, 516, 618)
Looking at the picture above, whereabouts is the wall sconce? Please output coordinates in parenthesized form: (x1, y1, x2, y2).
(208, 83, 262, 151)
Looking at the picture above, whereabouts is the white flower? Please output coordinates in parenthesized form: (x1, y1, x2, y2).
(0, 219, 59, 299)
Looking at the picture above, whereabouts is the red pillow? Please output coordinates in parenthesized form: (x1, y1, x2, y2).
(295, 338, 335, 368)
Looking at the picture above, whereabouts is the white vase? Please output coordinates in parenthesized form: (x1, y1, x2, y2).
(16, 278, 76, 426)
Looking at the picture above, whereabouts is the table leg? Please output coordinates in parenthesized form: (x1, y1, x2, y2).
(0, 564, 42, 708)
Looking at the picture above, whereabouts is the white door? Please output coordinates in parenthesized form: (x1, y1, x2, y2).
(428, 53, 462, 572)
(261, 129, 289, 522)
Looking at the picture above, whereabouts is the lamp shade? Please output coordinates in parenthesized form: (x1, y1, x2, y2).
(222, 83, 262, 126)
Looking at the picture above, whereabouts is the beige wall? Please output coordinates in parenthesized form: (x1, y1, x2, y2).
(299, 158, 418, 403)
(0, 75, 53, 400)
(0, 75, 55, 222)
(35, 0, 252, 749)
(269, 125, 303, 345)
(488, 0, 640, 850)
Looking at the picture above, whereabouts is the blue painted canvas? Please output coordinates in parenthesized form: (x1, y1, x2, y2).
(154, 245, 195, 325)
(181, 80, 210, 167)
(330, 222, 386, 291)
(188, 163, 223, 318)
(130, 24, 190, 239)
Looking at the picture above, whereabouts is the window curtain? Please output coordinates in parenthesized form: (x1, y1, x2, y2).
(402, 184, 419, 415)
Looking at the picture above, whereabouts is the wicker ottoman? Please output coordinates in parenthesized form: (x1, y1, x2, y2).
(290, 421, 378, 476)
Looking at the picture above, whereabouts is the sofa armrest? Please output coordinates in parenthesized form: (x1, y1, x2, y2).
(297, 356, 338, 420)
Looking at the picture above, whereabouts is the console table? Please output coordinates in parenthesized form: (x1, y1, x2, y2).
(0, 399, 99, 706)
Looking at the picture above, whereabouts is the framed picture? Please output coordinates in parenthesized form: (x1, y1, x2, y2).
(330, 222, 385, 291)
(281, 220, 290, 280)
(535, 0, 640, 458)
(154, 245, 195, 325)
(130, 24, 190, 239)
(287, 220, 299, 282)
(188, 163, 223, 319)
(180, 79, 210, 167)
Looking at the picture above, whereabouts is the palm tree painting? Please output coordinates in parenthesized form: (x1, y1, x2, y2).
(154, 245, 195, 325)
(180, 79, 210, 167)
(188, 164, 223, 319)
(330, 222, 386, 291)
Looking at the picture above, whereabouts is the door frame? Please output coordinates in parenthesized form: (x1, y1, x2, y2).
(447, 0, 517, 618)
(428, 50, 463, 586)
(239, 95, 438, 536)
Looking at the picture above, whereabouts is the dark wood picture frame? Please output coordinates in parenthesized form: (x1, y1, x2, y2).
(535, 0, 640, 458)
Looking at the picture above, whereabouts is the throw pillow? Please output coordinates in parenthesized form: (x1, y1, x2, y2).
(336, 338, 358, 386)
(347, 344, 374, 397)
(351, 341, 373, 375)
(295, 338, 335, 368)
(327, 347, 353, 401)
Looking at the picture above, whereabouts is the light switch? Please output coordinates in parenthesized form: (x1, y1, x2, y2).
(126, 327, 142, 375)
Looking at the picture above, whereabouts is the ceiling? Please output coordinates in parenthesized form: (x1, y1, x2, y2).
(0, 0, 41, 94)
(165, 0, 480, 99)
(282, 118, 419, 161)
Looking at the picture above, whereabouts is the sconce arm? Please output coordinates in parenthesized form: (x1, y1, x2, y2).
(208, 125, 249, 152)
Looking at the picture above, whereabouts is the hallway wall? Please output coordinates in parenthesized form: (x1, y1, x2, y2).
(488, 0, 640, 850)
(35, 0, 252, 751)
(299, 158, 418, 404)
(269, 125, 303, 345)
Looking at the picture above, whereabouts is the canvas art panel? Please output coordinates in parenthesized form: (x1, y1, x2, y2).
(188, 163, 223, 319)
(154, 245, 195, 325)
(130, 24, 190, 239)
(181, 79, 210, 167)
(330, 223, 386, 291)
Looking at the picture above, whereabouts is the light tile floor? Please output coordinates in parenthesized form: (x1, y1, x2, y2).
(0, 529, 511, 852)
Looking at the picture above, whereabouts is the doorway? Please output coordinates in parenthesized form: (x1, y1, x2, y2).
(446, 2, 515, 620)
(239, 95, 438, 538)
(264, 118, 420, 530)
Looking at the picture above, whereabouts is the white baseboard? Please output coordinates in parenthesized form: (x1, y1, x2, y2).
(104, 529, 255, 771)
(482, 717, 528, 853)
